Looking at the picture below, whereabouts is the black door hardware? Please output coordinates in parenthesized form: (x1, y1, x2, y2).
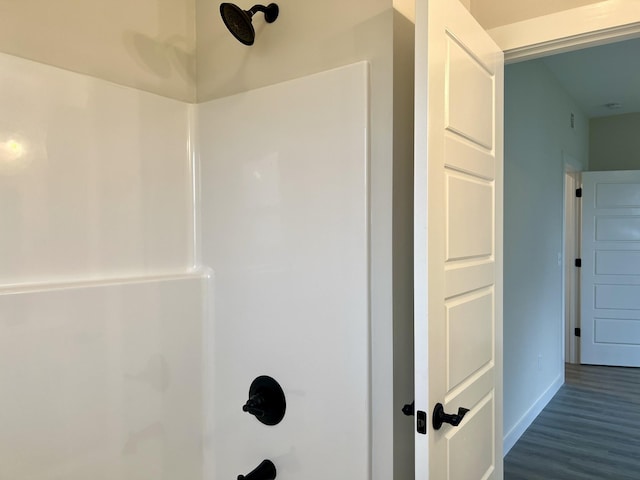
(402, 401, 415, 416)
(243, 376, 286, 426)
(417, 410, 427, 434)
(432, 403, 469, 430)
(238, 459, 277, 480)
(404, 401, 427, 434)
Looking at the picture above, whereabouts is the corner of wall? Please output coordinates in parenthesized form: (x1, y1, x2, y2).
(589, 113, 640, 171)
(503, 373, 563, 455)
(0, 0, 197, 102)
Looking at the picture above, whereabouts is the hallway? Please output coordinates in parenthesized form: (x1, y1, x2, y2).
(505, 363, 640, 479)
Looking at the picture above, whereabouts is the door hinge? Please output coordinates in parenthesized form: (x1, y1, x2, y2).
(576, 188, 583, 198)
(575, 327, 581, 337)
(575, 258, 582, 267)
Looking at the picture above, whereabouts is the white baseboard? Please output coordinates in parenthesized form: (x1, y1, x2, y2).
(503, 373, 564, 456)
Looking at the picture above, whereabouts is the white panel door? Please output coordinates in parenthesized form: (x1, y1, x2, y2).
(581, 170, 640, 367)
(414, 0, 503, 478)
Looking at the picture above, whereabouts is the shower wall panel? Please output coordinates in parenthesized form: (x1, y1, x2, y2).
(0, 275, 208, 479)
(0, 52, 194, 287)
(199, 62, 371, 479)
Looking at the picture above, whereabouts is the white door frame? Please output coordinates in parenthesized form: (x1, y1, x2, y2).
(562, 154, 582, 365)
(487, 0, 640, 63)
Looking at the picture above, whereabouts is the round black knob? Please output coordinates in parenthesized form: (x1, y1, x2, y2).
(242, 376, 286, 426)
(238, 459, 277, 480)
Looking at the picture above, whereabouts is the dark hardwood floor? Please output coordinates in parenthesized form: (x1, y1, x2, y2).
(504, 363, 640, 480)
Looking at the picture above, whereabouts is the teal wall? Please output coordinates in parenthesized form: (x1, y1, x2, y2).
(504, 59, 589, 451)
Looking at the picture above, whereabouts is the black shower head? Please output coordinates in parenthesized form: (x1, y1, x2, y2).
(219, 3, 279, 46)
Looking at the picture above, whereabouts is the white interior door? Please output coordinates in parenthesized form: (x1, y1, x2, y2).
(581, 170, 640, 367)
(414, 0, 503, 478)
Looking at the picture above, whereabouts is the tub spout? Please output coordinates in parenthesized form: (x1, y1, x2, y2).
(237, 459, 277, 480)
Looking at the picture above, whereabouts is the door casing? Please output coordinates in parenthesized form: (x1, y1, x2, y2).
(563, 153, 582, 365)
(488, 0, 640, 63)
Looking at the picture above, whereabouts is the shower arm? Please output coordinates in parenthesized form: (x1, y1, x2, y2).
(248, 4, 279, 23)
(248, 5, 266, 16)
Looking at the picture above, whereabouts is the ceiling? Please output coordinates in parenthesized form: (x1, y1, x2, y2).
(541, 37, 640, 118)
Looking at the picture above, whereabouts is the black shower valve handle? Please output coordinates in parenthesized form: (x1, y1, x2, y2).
(242, 393, 266, 417)
(242, 376, 286, 426)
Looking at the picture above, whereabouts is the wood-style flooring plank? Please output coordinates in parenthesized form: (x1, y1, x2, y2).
(504, 363, 640, 480)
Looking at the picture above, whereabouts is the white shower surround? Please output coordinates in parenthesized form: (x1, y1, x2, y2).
(0, 53, 373, 479)
(0, 275, 207, 479)
(0, 52, 194, 286)
(199, 62, 371, 479)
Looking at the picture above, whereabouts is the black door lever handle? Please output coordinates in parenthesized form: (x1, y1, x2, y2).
(432, 403, 469, 430)
(402, 401, 415, 416)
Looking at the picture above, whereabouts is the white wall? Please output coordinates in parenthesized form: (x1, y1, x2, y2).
(195, 0, 389, 101)
(470, 0, 605, 29)
(392, 9, 416, 480)
(0, 0, 195, 101)
(503, 59, 589, 453)
(199, 63, 371, 479)
(590, 113, 640, 171)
